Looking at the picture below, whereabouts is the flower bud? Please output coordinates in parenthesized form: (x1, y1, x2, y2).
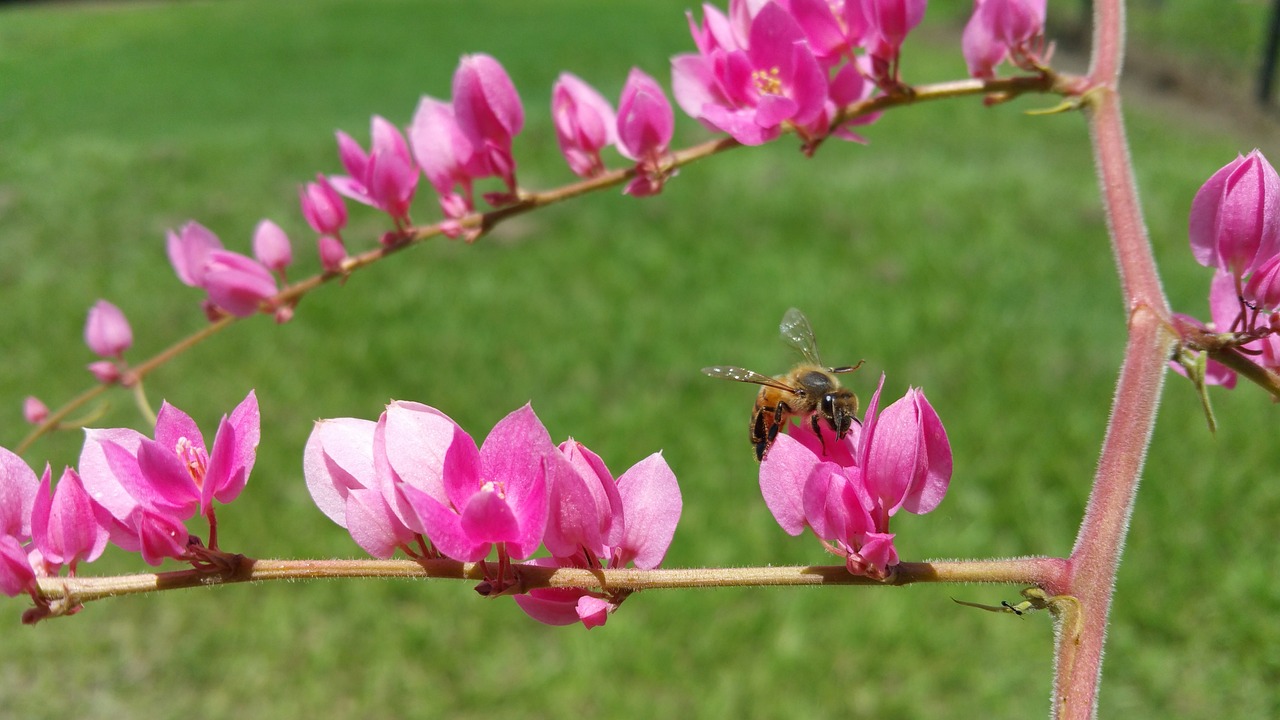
(317, 235, 348, 273)
(22, 396, 48, 425)
(552, 73, 617, 178)
(299, 174, 348, 235)
(84, 300, 132, 358)
(252, 219, 293, 274)
(1190, 149, 1280, 279)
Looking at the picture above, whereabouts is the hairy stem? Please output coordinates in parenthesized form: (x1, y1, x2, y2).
(1055, 0, 1175, 715)
(34, 556, 1066, 606)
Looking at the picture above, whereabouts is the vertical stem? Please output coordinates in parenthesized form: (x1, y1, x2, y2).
(1056, 1, 1178, 716)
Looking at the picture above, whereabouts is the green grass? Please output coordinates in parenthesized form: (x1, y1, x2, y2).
(1, 1, 1277, 718)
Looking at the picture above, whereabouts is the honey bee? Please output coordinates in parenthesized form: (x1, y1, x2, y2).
(703, 308, 864, 462)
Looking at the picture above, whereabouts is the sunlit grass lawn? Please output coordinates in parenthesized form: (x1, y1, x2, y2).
(0, 1, 1276, 718)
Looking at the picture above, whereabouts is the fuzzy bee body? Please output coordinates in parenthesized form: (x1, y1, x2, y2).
(704, 309, 863, 461)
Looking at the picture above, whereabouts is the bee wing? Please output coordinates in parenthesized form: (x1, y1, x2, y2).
(702, 366, 799, 393)
(779, 307, 822, 365)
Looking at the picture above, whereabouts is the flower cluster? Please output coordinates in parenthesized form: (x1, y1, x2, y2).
(1177, 150, 1280, 386)
(759, 375, 951, 579)
(303, 401, 681, 628)
(671, 0, 908, 150)
(1, 392, 260, 618)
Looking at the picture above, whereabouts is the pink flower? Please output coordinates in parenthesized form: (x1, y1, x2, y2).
(167, 221, 224, 288)
(299, 174, 348, 236)
(452, 54, 525, 200)
(395, 404, 553, 564)
(1190, 150, 1280, 279)
(409, 96, 486, 230)
(23, 396, 48, 425)
(515, 441, 681, 628)
(552, 73, 618, 178)
(759, 375, 952, 579)
(78, 390, 259, 564)
(30, 466, 109, 573)
(252, 219, 292, 276)
(84, 300, 132, 358)
(330, 116, 420, 224)
(963, 0, 1047, 78)
(203, 250, 279, 318)
(672, 2, 826, 146)
(617, 68, 676, 196)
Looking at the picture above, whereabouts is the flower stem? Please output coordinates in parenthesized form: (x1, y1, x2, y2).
(34, 555, 1066, 606)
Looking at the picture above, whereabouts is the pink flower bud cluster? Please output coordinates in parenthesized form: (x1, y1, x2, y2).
(1, 392, 260, 617)
(304, 401, 682, 629)
(671, 0, 917, 149)
(1179, 150, 1280, 385)
(167, 221, 292, 320)
(759, 375, 951, 579)
(962, 0, 1048, 79)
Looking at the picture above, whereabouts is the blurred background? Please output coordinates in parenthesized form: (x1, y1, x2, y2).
(1, 1, 1277, 717)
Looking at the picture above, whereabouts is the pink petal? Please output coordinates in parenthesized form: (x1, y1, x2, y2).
(154, 401, 204, 460)
(899, 390, 952, 515)
(865, 391, 924, 512)
(344, 487, 414, 559)
(166, 221, 223, 288)
(134, 438, 199, 516)
(203, 249, 278, 318)
(78, 427, 147, 521)
(514, 585, 591, 626)
(382, 401, 476, 511)
(131, 507, 190, 566)
(303, 417, 377, 528)
(758, 433, 816, 536)
(616, 452, 681, 569)
(0, 447, 38, 539)
(228, 390, 261, 482)
(453, 54, 525, 147)
(201, 418, 244, 512)
(458, 484, 521, 544)
(1189, 156, 1240, 270)
(576, 594, 613, 628)
(32, 468, 109, 567)
(617, 68, 674, 162)
(252, 219, 292, 273)
(0, 535, 36, 597)
(544, 440, 609, 559)
(477, 404, 552, 557)
(401, 483, 490, 562)
(854, 531, 898, 575)
(335, 130, 370, 180)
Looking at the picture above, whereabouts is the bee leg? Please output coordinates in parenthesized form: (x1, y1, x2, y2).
(810, 414, 828, 455)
